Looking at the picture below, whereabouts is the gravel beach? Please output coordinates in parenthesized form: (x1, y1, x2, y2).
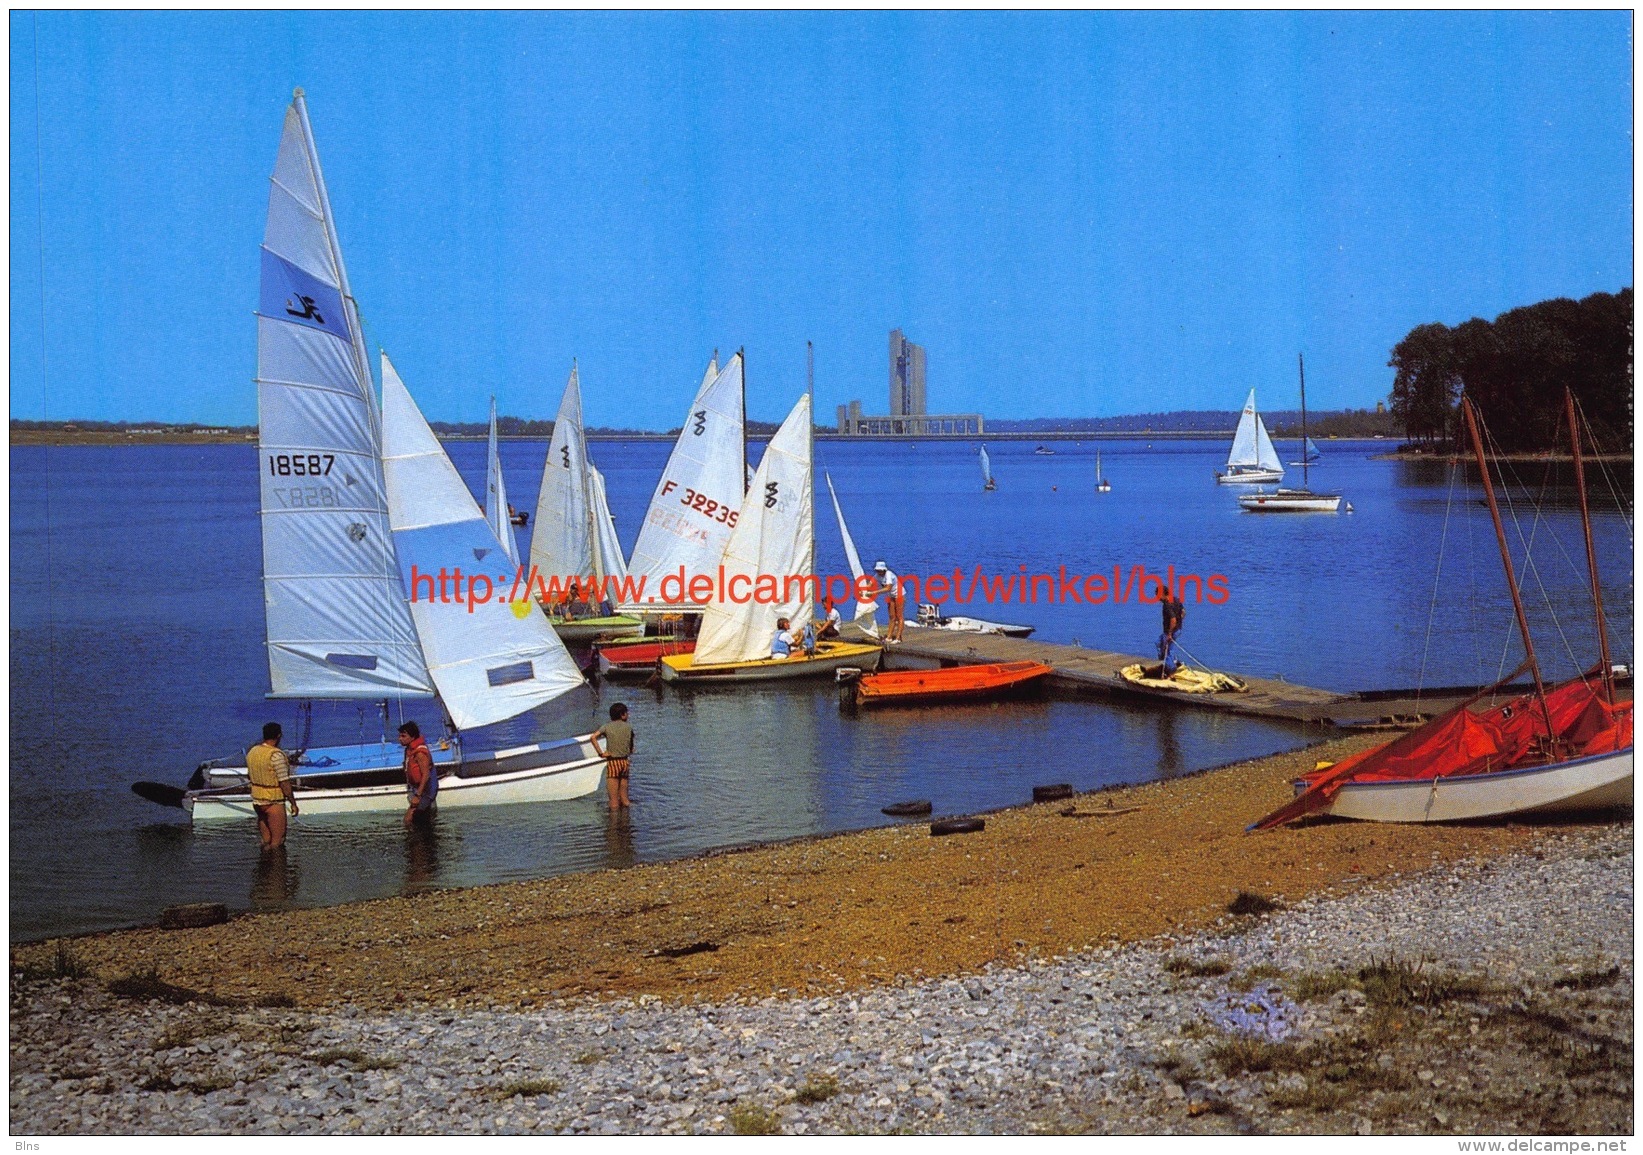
(11, 737, 1632, 1135)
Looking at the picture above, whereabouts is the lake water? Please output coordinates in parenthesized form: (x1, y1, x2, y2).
(9, 437, 1632, 940)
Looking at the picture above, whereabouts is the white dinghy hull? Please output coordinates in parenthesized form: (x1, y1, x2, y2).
(1318, 747, 1633, 824)
(188, 737, 606, 822)
(1238, 489, 1342, 513)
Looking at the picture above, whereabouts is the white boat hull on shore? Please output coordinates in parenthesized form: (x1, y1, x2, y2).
(1317, 747, 1633, 824)
(187, 737, 606, 822)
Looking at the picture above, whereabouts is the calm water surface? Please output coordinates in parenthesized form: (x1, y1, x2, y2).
(10, 438, 1631, 940)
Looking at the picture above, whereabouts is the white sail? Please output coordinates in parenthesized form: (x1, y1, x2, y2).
(623, 354, 745, 608)
(588, 461, 627, 585)
(380, 355, 585, 731)
(530, 364, 596, 582)
(979, 445, 992, 484)
(256, 92, 432, 698)
(825, 471, 879, 635)
(1254, 412, 1282, 472)
(485, 397, 520, 567)
(1227, 391, 1260, 468)
(694, 393, 814, 665)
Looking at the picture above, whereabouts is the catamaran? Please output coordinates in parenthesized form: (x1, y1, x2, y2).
(530, 364, 643, 642)
(1215, 390, 1284, 484)
(620, 353, 746, 620)
(1239, 355, 1342, 513)
(1251, 391, 1630, 827)
(660, 393, 881, 683)
(980, 445, 996, 491)
(132, 92, 604, 821)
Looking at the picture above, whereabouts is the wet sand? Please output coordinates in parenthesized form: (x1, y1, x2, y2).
(9, 732, 1596, 1010)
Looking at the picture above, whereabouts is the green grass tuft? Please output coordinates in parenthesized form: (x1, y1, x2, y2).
(794, 1073, 840, 1104)
(496, 1077, 562, 1098)
(729, 1102, 783, 1135)
(1164, 955, 1232, 978)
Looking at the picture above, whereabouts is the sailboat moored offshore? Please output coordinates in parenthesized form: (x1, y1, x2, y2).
(131, 91, 605, 822)
(1215, 390, 1284, 484)
(1240, 355, 1343, 512)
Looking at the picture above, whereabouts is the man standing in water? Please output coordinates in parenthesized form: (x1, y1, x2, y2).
(592, 703, 635, 810)
(398, 721, 438, 828)
(247, 722, 298, 850)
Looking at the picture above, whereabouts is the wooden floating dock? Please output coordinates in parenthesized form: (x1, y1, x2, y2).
(885, 626, 1501, 727)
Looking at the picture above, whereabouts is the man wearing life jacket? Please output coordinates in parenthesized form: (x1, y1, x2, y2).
(247, 721, 298, 850)
(398, 720, 438, 828)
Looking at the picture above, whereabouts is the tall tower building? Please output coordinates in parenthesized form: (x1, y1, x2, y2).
(888, 328, 928, 419)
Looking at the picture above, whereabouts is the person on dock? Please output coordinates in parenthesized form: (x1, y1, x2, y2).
(874, 561, 905, 644)
(398, 721, 438, 828)
(1161, 583, 1185, 642)
(591, 703, 635, 810)
(816, 596, 842, 642)
(247, 721, 297, 851)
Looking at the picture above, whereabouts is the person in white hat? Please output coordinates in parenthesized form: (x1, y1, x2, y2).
(873, 560, 904, 643)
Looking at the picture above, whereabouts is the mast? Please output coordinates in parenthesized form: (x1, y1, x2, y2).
(740, 345, 748, 495)
(1298, 353, 1308, 490)
(1565, 389, 1615, 705)
(1461, 395, 1557, 746)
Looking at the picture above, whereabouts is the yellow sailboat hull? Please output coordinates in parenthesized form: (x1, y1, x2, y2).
(659, 640, 882, 684)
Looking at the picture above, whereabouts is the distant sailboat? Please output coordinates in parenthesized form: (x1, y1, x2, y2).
(1288, 437, 1322, 468)
(1095, 450, 1111, 493)
(1215, 391, 1284, 484)
(1239, 355, 1343, 513)
(980, 445, 996, 491)
(485, 396, 521, 566)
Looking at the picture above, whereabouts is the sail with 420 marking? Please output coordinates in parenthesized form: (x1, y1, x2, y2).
(622, 354, 744, 610)
(380, 355, 585, 731)
(693, 392, 815, 665)
(255, 91, 431, 699)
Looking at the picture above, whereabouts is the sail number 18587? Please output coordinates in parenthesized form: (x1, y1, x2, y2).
(269, 453, 334, 477)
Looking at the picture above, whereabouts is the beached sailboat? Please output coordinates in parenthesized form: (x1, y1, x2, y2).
(620, 353, 745, 618)
(1095, 450, 1112, 493)
(531, 365, 643, 642)
(825, 471, 881, 638)
(1215, 390, 1284, 484)
(980, 445, 996, 491)
(1251, 392, 1631, 828)
(1239, 355, 1342, 512)
(485, 396, 521, 565)
(132, 92, 604, 821)
(660, 393, 881, 683)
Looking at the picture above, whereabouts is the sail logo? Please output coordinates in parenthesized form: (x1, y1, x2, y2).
(692, 410, 707, 436)
(285, 294, 324, 323)
(561, 446, 571, 469)
(346, 523, 369, 543)
(473, 547, 490, 562)
(259, 248, 349, 343)
(764, 481, 780, 509)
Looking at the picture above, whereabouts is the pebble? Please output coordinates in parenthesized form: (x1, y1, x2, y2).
(9, 826, 1630, 1135)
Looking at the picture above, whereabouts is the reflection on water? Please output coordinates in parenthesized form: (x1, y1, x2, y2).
(10, 440, 1631, 939)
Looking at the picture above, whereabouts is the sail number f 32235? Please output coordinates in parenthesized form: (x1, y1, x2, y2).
(268, 453, 335, 477)
(658, 480, 738, 527)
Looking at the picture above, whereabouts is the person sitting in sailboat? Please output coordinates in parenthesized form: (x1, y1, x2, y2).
(816, 596, 842, 642)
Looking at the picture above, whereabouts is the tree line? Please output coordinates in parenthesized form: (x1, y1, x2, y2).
(1388, 289, 1631, 452)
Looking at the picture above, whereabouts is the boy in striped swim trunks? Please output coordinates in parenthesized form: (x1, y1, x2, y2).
(592, 703, 635, 811)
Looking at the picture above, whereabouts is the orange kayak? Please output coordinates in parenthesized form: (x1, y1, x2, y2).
(847, 660, 1054, 709)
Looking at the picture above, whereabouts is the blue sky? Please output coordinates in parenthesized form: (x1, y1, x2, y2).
(10, 11, 1633, 426)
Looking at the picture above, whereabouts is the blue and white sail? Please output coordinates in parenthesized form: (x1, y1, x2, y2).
(255, 91, 432, 698)
(485, 397, 520, 566)
(381, 355, 585, 731)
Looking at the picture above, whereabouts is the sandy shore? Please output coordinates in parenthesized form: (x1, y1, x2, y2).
(9, 732, 1596, 1011)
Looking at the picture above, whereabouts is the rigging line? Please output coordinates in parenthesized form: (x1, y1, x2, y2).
(1415, 454, 1462, 707)
(1485, 416, 1581, 680)
(1570, 394, 1634, 544)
